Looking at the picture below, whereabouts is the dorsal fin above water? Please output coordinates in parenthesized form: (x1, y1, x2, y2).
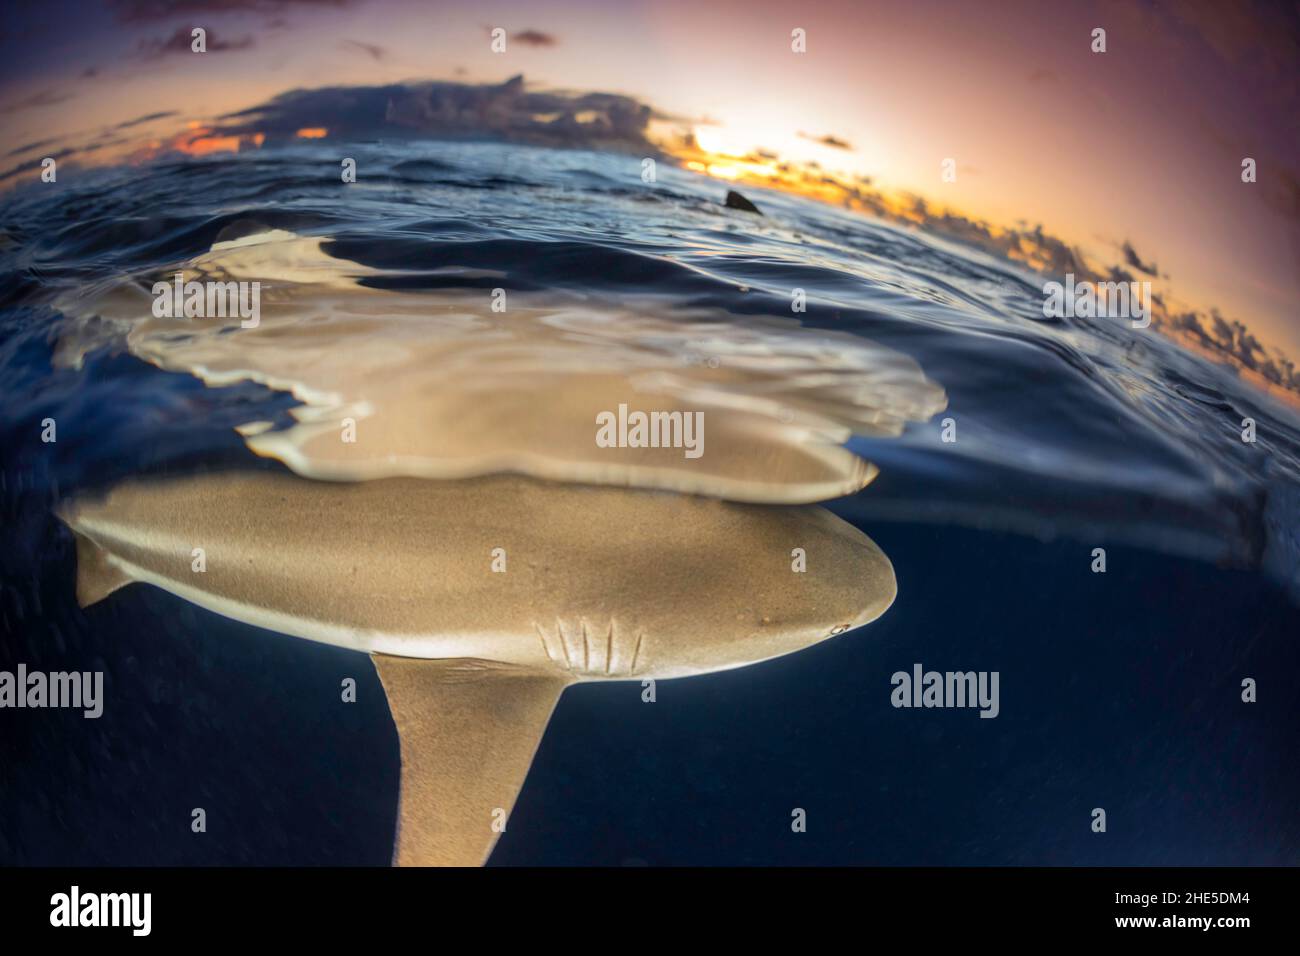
(72, 530, 133, 608)
(371, 654, 572, 866)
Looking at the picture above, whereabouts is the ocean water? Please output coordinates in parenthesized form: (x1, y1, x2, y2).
(1, 141, 1297, 864)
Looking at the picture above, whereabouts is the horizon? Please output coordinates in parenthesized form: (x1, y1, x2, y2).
(2, 0, 1297, 396)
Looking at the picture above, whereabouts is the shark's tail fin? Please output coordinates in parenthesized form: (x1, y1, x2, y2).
(371, 654, 571, 866)
(70, 529, 133, 608)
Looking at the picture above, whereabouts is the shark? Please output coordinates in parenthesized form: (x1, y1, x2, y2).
(58, 469, 897, 865)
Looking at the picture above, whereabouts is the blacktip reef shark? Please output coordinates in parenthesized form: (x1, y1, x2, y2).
(58, 469, 897, 865)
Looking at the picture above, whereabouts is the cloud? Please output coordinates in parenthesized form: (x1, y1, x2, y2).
(213, 75, 654, 153)
(515, 29, 557, 47)
(0, 88, 74, 115)
(135, 26, 255, 58)
(1121, 240, 1161, 277)
(4, 136, 60, 159)
(797, 131, 852, 150)
(1170, 307, 1289, 382)
(112, 109, 180, 130)
(112, 0, 353, 22)
(341, 39, 385, 61)
(483, 27, 558, 48)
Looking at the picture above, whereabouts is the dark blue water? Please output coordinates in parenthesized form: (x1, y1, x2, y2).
(1, 141, 1297, 864)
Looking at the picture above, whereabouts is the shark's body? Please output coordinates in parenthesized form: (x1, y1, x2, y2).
(59, 470, 895, 865)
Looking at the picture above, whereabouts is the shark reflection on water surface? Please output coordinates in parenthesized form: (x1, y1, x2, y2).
(54, 229, 947, 504)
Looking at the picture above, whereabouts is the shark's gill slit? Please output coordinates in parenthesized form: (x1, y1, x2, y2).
(604, 621, 613, 677)
(630, 631, 645, 677)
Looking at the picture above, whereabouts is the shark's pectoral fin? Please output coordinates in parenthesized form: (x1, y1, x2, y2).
(371, 654, 571, 867)
(71, 530, 132, 608)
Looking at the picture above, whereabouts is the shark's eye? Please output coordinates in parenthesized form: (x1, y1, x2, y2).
(830, 624, 849, 636)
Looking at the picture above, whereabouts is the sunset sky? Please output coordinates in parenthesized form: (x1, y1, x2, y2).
(2, 0, 1296, 357)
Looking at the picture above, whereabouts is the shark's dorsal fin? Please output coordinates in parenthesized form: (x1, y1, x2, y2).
(371, 654, 572, 866)
(72, 530, 133, 608)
